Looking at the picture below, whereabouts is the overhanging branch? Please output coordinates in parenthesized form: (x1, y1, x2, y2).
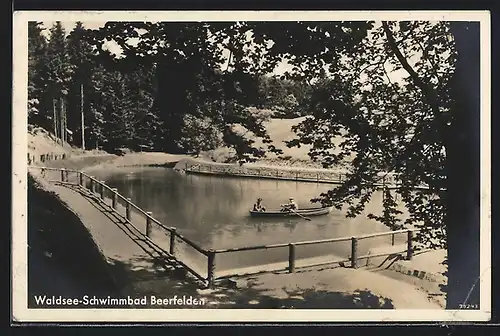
(381, 21, 442, 122)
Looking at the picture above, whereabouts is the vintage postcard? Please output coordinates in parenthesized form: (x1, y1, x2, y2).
(12, 10, 491, 323)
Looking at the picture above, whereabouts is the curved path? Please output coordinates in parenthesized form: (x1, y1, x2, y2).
(29, 171, 441, 310)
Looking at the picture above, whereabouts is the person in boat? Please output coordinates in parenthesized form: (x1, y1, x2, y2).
(253, 198, 266, 212)
(281, 197, 298, 212)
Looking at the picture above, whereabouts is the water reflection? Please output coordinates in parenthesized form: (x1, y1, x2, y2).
(95, 167, 407, 271)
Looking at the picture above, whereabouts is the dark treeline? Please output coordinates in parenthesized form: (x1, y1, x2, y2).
(27, 21, 309, 156)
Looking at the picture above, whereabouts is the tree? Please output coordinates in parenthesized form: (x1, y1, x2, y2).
(444, 21, 480, 311)
(85, 64, 107, 149)
(82, 22, 279, 161)
(257, 76, 309, 117)
(176, 114, 224, 155)
(67, 21, 98, 148)
(79, 20, 482, 308)
(27, 22, 49, 127)
(124, 64, 162, 150)
(46, 21, 73, 143)
(250, 21, 479, 309)
(99, 70, 136, 150)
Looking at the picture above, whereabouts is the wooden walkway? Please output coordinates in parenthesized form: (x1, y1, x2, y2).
(27, 170, 444, 310)
(40, 178, 204, 295)
(28, 166, 425, 289)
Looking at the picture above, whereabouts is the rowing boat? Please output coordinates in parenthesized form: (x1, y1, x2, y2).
(249, 206, 333, 218)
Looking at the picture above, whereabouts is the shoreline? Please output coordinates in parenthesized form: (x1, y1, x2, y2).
(79, 152, 347, 175)
(36, 151, 353, 184)
(26, 150, 445, 309)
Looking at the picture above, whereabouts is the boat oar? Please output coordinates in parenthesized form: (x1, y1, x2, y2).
(290, 208, 311, 221)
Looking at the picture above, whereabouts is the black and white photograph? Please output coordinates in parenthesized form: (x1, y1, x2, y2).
(12, 11, 491, 322)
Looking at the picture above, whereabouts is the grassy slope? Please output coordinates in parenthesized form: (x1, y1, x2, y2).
(28, 127, 109, 164)
(202, 116, 350, 170)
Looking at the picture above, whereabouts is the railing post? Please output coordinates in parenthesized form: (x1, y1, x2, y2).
(391, 233, 395, 246)
(60, 168, 65, 182)
(90, 178, 94, 193)
(317, 173, 319, 182)
(65, 170, 70, 182)
(207, 249, 216, 288)
(126, 198, 131, 220)
(351, 237, 358, 269)
(169, 227, 177, 255)
(111, 188, 118, 209)
(146, 212, 153, 237)
(79, 172, 83, 186)
(288, 243, 296, 273)
(406, 230, 414, 260)
(100, 181, 105, 199)
(296, 172, 299, 180)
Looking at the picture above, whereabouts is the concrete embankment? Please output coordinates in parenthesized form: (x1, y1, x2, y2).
(199, 262, 443, 309)
(363, 244, 447, 308)
(365, 245, 446, 283)
(39, 154, 118, 170)
(174, 157, 349, 184)
(27, 174, 119, 307)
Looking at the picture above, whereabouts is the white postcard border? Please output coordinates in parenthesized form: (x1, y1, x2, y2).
(12, 10, 492, 323)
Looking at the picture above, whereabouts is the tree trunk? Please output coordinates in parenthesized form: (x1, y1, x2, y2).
(60, 97, 65, 145)
(154, 57, 189, 153)
(81, 83, 85, 150)
(384, 21, 482, 309)
(444, 22, 481, 309)
(52, 98, 58, 141)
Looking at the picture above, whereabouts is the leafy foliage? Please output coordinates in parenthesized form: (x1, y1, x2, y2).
(27, 20, 480, 308)
(46, 22, 73, 97)
(246, 20, 479, 308)
(253, 22, 455, 250)
(66, 21, 97, 146)
(27, 22, 49, 124)
(176, 115, 223, 155)
(81, 22, 282, 161)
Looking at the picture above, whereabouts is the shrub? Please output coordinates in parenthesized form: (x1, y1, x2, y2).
(176, 115, 224, 155)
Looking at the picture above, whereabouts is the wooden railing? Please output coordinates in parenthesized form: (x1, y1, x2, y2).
(29, 166, 210, 285)
(29, 165, 420, 288)
(212, 228, 418, 275)
(27, 152, 68, 165)
(184, 162, 402, 188)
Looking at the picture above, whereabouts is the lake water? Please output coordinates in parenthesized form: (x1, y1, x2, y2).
(93, 166, 406, 275)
